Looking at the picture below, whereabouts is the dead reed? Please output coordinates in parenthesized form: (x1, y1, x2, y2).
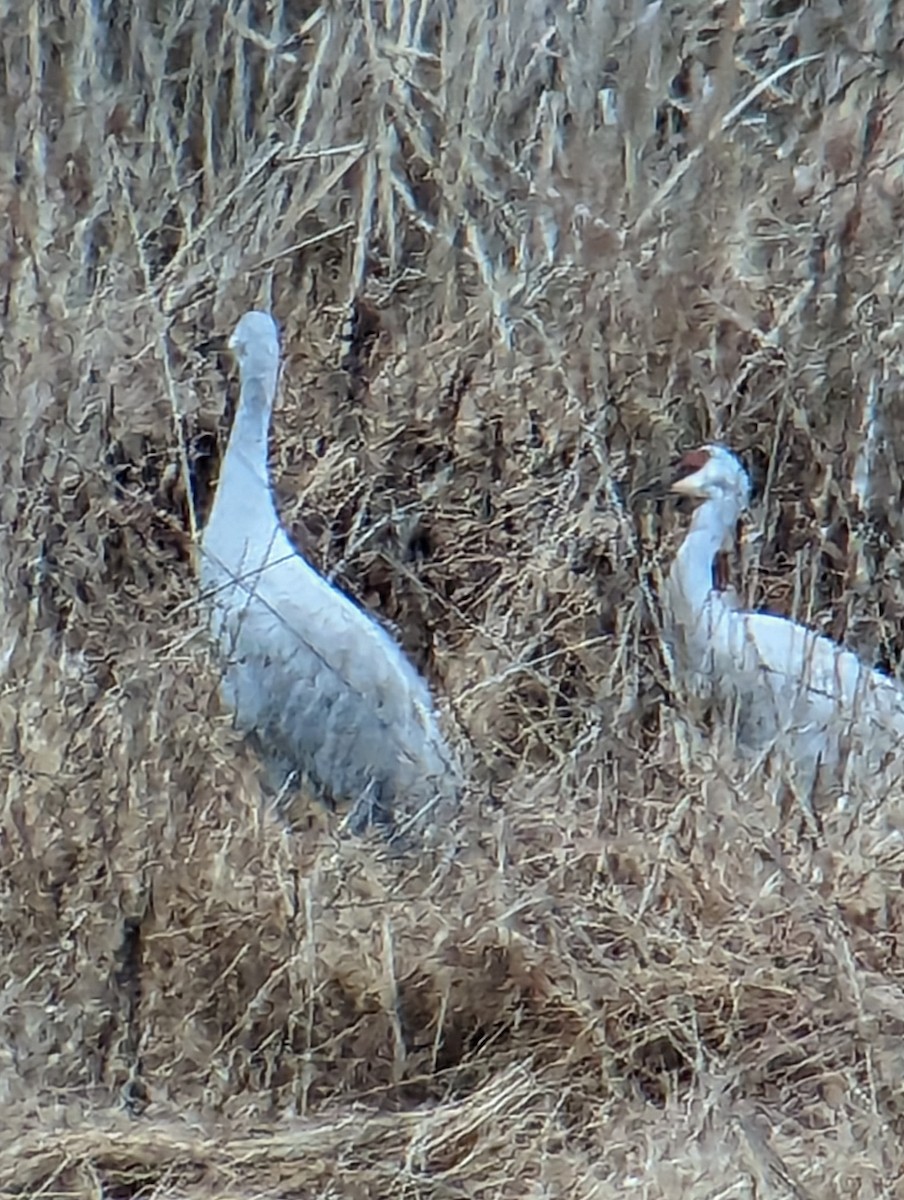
(2, 1, 904, 1196)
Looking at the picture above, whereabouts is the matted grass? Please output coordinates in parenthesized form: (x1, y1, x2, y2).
(2, 1, 904, 1196)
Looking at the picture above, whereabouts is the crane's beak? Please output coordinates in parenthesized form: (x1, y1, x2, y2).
(196, 333, 230, 356)
(670, 473, 706, 498)
(628, 461, 676, 501)
(630, 448, 713, 502)
(669, 448, 712, 498)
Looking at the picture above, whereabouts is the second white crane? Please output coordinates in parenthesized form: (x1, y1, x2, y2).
(662, 444, 904, 796)
(199, 310, 460, 841)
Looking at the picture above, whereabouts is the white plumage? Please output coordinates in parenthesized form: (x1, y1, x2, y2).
(663, 444, 904, 794)
(199, 310, 459, 838)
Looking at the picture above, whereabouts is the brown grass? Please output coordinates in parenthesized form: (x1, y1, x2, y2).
(3, 0, 904, 1195)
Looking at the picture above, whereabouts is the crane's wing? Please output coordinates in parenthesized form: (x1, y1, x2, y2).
(723, 607, 904, 723)
(234, 548, 439, 722)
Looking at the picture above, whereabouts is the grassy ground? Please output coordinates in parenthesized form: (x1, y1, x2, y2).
(2, 1, 904, 1196)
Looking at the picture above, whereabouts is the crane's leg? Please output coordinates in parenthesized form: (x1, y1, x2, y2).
(273, 767, 300, 813)
(347, 779, 394, 838)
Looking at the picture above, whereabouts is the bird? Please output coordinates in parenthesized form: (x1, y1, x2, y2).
(198, 310, 460, 841)
(661, 443, 904, 799)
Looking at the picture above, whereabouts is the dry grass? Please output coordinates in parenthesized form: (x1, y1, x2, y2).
(2, 0, 904, 1195)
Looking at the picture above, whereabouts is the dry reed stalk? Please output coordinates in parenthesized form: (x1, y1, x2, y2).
(1, 0, 904, 1196)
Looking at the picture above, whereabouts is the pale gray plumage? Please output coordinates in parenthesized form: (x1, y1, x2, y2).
(199, 310, 460, 839)
(663, 444, 904, 798)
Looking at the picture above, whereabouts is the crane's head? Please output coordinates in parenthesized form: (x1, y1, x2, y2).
(229, 310, 280, 387)
(671, 444, 751, 510)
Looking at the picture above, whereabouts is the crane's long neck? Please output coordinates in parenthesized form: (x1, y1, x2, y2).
(670, 494, 740, 617)
(216, 375, 279, 526)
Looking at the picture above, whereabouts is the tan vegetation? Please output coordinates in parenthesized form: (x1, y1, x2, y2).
(2, 1, 904, 1195)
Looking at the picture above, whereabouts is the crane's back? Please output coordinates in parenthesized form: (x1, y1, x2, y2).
(663, 448, 904, 795)
(199, 310, 460, 840)
(686, 594, 904, 785)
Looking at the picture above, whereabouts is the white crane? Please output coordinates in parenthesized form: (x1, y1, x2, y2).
(199, 310, 460, 840)
(662, 444, 904, 797)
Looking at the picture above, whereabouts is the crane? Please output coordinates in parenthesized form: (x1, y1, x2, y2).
(199, 310, 460, 841)
(662, 443, 904, 798)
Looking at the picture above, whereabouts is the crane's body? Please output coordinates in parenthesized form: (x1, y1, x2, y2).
(199, 311, 459, 837)
(663, 445, 904, 791)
